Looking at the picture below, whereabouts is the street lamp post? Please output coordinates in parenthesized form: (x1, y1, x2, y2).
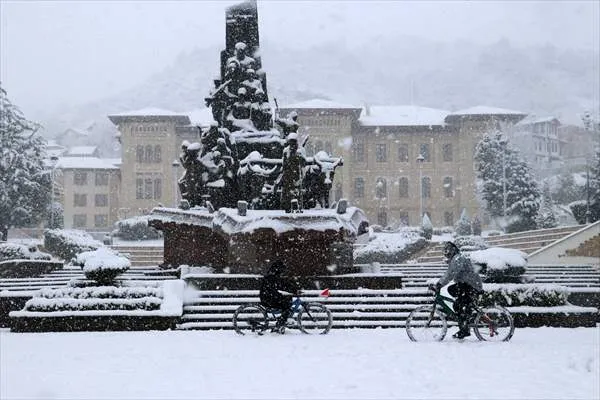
(502, 152, 507, 219)
(417, 153, 425, 219)
(49, 156, 59, 228)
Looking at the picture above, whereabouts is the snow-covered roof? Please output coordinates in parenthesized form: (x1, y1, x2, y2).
(516, 115, 560, 126)
(359, 105, 449, 126)
(449, 106, 527, 116)
(66, 146, 98, 156)
(184, 108, 216, 126)
(281, 99, 360, 109)
(55, 157, 120, 170)
(112, 108, 183, 117)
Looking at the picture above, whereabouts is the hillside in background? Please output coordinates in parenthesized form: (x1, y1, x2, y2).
(40, 36, 599, 156)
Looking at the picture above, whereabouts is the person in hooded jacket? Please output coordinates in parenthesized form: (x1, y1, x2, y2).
(434, 241, 483, 339)
(259, 260, 300, 332)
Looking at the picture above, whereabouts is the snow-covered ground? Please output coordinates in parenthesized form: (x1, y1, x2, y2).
(1, 328, 598, 399)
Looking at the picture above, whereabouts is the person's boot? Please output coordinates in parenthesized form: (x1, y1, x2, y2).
(452, 326, 471, 339)
(271, 318, 286, 334)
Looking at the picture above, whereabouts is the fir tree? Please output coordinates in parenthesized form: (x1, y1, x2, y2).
(0, 84, 49, 241)
(474, 130, 541, 232)
(588, 150, 600, 222)
(454, 208, 472, 236)
(536, 182, 558, 229)
(421, 213, 433, 240)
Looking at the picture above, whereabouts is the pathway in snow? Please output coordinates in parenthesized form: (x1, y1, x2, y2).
(1, 327, 598, 399)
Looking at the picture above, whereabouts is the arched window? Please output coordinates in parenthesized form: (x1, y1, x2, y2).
(335, 183, 343, 201)
(145, 145, 153, 164)
(154, 178, 162, 200)
(422, 176, 431, 198)
(136, 145, 144, 163)
(398, 177, 409, 198)
(354, 177, 364, 198)
(324, 141, 332, 155)
(443, 177, 453, 198)
(154, 145, 162, 163)
(375, 177, 387, 199)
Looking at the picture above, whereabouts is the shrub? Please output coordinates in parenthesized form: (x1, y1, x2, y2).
(569, 201, 588, 224)
(471, 215, 482, 236)
(454, 235, 488, 251)
(354, 237, 428, 264)
(421, 214, 433, 240)
(433, 226, 454, 236)
(469, 247, 528, 283)
(73, 247, 131, 285)
(0, 243, 51, 262)
(114, 215, 162, 241)
(44, 229, 102, 261)
(454, 209, 472, 236)
(480, 284, 569, 307)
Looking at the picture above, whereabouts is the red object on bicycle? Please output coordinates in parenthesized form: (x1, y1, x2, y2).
(320, 288, 330, 297)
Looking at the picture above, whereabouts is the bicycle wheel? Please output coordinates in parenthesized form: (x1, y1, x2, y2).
(297, 302, 332, 334)
(406, 305, 448, 342)
(232, 304, 268, 335)
(473, 306, 515, 342)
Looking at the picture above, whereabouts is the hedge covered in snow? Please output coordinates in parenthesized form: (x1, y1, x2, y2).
(72, 248, 131, 285)
(114, 215, 162, 241)
(354, 229, 427, 264)
(22, 286, 163, 312)
(0, 243, 51, 262)
(469, 247, 528, 283)
(44, 229, 102, 261)
(480, 284, 569, 307)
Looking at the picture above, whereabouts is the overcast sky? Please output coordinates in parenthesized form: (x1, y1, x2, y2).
(1, 0, 598, 118)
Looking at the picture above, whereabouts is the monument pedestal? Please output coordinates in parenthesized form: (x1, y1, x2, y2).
(149, 205, 369, 276)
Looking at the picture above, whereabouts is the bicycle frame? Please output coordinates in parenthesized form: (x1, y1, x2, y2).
(251, 297, 315, 331)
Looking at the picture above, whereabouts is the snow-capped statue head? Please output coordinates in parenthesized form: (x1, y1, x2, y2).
(235, 42, 247, 51)
(288, 111, 298, 120)
(287, 132, 298, 142)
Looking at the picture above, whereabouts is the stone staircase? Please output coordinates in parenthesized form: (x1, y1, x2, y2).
(416, 225, 585, 264)
(110, 246, 164, 267)
(566, 235, 600, 258)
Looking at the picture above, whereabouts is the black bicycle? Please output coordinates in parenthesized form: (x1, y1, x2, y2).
(406, 285, 515, 342)
(232, 293, 333, 335)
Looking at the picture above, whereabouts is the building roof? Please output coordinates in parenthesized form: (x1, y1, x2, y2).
(108, 108, 191, 125)
(448, 106, 526, 116)
(515, 115, 560, 126)
(281, 99, 360, 109)
(359, 105, 449, 126)
(55, 157, 120, 170)
(66, 146, 98, 156)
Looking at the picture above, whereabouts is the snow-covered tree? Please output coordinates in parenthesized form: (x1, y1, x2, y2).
(471, 215, 482, 236)
(550, 172, 585, 205)
(0, 84, 49, 241)
(421, 213, 433, 240)
(454, 208, 472, 236)
(474, 130, 541, 233)
(588, 150, 600, 222)
(536, 182, 558, 229)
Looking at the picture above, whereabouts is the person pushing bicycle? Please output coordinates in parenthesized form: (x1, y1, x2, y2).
(259, 260, 301, 333)
(432, 242, 483, 339)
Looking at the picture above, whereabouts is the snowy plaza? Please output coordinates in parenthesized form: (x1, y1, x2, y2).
(1, 327, 598, 399)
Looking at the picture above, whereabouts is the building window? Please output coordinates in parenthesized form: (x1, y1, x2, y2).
(306, 143, 314, 157)
(73, 214, 87, 228)
(353, 143, 364, 162)
(422, 176, 431, 198)
(442, 143, 453, 162)
(375, 177, 387, 199)
(399, 211, 409, 226)
(95, 172, 109, 186)
(154, 145, 162, 163)
(376, 144, 387, 162)
(443, 177, 453, 198)
(144, 178, 153, 199)
(377, 209, 388, 227)
(397, 144, 409, 162)
(136, 178, 143, 199)
(136, 145, 144, 163)
(73, 171, 87, 186)
(73, 194, 87, 207)
(354, 177, 364, 198)
(398, 177, 409, 198)
(154, 178, 162, 200)
(94, 214, 108, 228)
(145, 145, 153, 163)
(444, 211, 454, 227)
(95, 194, 108, 207)
(324, 141, 332, 155)
(419, 143, 431, 162)
(315, 140, 323, 153)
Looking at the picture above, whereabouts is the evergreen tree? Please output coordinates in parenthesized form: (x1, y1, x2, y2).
(474, 130, 541, 232)
(421, 213, 433, 240)
(551, 172, 585, 205)
(0, 84, 49, 241)
(454, 208, 472, 236)
(588, 150, 600, 222)
(536, 182, 558, 229)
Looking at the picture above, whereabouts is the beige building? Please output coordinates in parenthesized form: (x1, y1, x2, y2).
(55, 157, 121, 231)
(100, 102, 531, 229)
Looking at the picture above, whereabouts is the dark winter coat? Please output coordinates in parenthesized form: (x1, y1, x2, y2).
(259, 273, 299, 308)
(438, 253, 483, 291)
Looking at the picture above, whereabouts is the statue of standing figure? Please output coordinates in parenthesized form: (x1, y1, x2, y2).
(280, 133, 306, 213)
